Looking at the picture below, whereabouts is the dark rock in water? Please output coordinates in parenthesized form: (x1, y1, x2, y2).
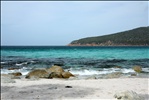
(62, 71, 75, 78)
(54, 63, 64, 66)
(49, 72, 63, 78)
(114, 90, 143, 100)
(114, 66, 122, 68)
(46, 65, 65, 73)
(8, 67, 20, 70)
(26, 69, 50, 79)
(9, 72, 22, 76)
(109, 59, 127, 63)
(133, 66, 142, 73)
(65, 86, 72, 88)
(99, 64, 118, 68)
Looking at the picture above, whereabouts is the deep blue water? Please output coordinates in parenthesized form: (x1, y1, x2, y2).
(1, 46, 149, 75)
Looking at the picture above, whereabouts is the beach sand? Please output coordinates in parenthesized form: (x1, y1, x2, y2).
(1, 78, 149, 100)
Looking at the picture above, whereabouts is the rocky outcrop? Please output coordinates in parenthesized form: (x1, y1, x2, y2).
(62, 71, 75, 78)
(26, 66, 75, 79)
(114, 90, 143, 100)
(26, 69, 50, 79)
(133, 66, 142, 73)
(49, 72, 63, 78)
(46, 65, 64, 73)
(47, 65, 74, 79)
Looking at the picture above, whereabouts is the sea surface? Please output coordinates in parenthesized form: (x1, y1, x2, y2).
(1, 46, 149, 77)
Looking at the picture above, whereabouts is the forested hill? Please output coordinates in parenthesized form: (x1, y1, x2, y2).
(68, 26, 149, 46)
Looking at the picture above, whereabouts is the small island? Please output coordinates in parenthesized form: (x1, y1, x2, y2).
(68, 26, 149, 46)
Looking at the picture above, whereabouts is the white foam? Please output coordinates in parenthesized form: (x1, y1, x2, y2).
(70, 68, 136, 76)
(1, 62, 6, 64)
(70, 69, 100, 75)
(121, 68, 135, 73)
(16, 62, 28, 66)
(1, 67, 30, 75)
(142, 68, 149, 73)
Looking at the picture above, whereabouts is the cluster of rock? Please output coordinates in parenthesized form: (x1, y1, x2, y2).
(26, 65, 74, 79)
(1, 65, 143, 83)
(1, 66, 75, 83)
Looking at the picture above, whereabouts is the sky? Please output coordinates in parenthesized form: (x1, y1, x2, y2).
(1, 1, 149, 46)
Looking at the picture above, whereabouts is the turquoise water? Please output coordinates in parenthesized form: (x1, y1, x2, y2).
(1, 46, 149, 60)
(1, 46, 149, 76)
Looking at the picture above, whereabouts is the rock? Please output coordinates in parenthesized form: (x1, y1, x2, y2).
(62, 71, 75, 78)
(114, 90, 143, 100)
(9, 72, 22, 76)
(104, 72, 122, 79)
(49, 72, 63, 78)
(46, 65, 64, 73)
(133, 66, 142, 73)
(46, 66, 74, 79)
(26, 69, 50, 79)
(65, 86, 72, 88)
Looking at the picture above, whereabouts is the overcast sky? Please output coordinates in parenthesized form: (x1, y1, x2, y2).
(1, 1, 149, 46)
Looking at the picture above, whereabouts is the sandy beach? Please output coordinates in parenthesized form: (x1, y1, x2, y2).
(1, 77, 149, 100)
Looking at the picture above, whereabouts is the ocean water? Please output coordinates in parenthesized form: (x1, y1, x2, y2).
(1, 46, 149, 77)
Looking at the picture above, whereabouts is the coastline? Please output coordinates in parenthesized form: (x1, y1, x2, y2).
(1, 77, 149, 100)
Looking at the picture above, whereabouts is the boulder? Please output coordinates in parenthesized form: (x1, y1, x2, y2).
(9, 72, 22, 76)
(62, 71, 75, 78)
(133, 66, 142, 73)
(114, 90, 143, 100)
(49, 72, 63, 78)
(46, 65, 64, 73)
(26, 69, 50, 79)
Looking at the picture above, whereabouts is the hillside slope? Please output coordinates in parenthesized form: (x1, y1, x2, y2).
(68, 26, 149, 46)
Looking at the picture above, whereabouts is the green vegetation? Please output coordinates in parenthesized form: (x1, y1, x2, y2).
(70, 26, 149, 46)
